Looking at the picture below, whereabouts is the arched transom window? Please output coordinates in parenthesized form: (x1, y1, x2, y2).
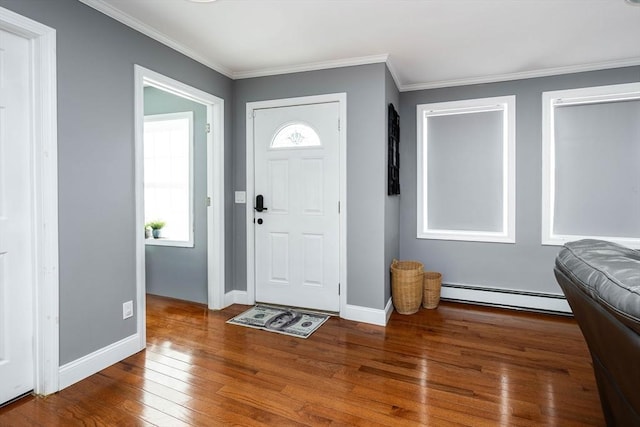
(271, 123, 321, 148)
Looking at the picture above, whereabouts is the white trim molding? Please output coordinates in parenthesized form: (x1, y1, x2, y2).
(206, 87, 226, 312)
(542, 82, 640, 249)
(416, 95, 516, 244)
(134, 66, 226, 355)
(441, 283, 571, 314)
(384, 56, 403, 93)
(58, 334, 141, 390)
(0, 6, 60, 397)
(246, 93, 348, 317)
(399, 57, 640, 92)
(70, 1, 640, 91)
(234, 54, 389, 80)
(78, 0, 233, 78)
(341, 299, 394, 327)
(224, 290, 250, 307)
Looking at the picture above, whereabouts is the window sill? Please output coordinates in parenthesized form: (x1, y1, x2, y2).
(417, 230, 515, 244)
(145, 238, 194, 248)
(542, 234, 640, 250)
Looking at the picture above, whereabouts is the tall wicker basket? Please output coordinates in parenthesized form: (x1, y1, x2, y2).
(423, 271, 442, 309)
(390, 259, 423, 315)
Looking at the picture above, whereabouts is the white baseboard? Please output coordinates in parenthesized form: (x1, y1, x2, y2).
(441, 283, 571, 314)
(58, 334, 142, 390)
(224, 290, 249, 307)
(341, 299, 393, 326)
(384, 297, 394, 324)
(224, 284, 568, 328)
(227, 289, 391, 326)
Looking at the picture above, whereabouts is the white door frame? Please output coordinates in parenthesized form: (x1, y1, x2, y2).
(134, 65, 225, 351)
(246, 93, 347, 315)
(0, 7, 59, 396)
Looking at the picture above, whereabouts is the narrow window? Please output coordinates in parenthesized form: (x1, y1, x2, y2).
(144, 112, 194, 247)
(417, 96, 516, 243)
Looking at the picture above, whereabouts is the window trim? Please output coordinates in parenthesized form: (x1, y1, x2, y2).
(541, 82, 640, 248)
(416, 95, 516, 243)
(144, 111, 195, 248)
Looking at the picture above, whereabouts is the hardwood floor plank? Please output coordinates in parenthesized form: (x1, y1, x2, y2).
(350, 383, 539, 427)
(0, 295, 606, 426)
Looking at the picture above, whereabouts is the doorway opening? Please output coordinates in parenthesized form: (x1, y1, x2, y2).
(134, 66, 225, 351)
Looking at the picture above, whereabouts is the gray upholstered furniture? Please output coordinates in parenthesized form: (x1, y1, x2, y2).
(554, 239, 640, 427)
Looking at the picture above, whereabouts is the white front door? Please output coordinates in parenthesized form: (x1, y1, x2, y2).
(253, 102, 340, 312)
(0, 28, 35, 404)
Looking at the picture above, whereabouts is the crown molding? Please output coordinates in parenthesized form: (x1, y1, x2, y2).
(399, 57, 640, 92)
(232, 54, 390, 80)
(384, 56, 403, 92)
(77, 0, 234, 78)
(76, 0, 640, 91)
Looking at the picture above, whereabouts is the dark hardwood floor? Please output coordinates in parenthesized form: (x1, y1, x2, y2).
(0, 295, 604, 426)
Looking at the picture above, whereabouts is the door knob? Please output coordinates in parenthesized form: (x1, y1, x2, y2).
(255, 194, 268, 212)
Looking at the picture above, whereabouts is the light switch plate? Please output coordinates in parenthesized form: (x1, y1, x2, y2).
(235, 191, 246, 204)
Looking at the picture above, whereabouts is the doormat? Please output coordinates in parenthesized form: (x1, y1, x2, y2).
(227, 305, 330, 339)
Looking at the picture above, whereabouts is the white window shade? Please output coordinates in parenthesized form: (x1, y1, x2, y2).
(542, 83, 640, 248)
(426, 111, 504, 232)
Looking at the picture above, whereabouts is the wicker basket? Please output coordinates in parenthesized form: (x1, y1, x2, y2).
(391, 259, 423, 315)
(423, 271, 442, 309)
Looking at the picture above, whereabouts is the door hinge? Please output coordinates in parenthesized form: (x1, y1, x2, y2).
(338, 201, 341, 213)
(338, 283, 340, 295)
(206, 123, 211, 133)
(338, 118, 341, 131)
(206, 196, 211, 207)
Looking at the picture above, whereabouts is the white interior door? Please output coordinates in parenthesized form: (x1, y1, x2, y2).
(254, 102, 340, 312)
(0, 28, 35, 404)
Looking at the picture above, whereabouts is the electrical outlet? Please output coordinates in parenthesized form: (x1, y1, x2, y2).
(123, 300, 133, 320)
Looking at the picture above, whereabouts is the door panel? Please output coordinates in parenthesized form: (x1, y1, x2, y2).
(0, 28, 35, 405)
(254, 102, 340, 311)
(268, 160, 289, 213)
(302, 234, 323, 286)
(269, 232, 289, 283)
(301, 158, 323, 214)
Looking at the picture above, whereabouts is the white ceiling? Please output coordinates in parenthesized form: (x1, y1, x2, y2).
(80, 0, 640, 90)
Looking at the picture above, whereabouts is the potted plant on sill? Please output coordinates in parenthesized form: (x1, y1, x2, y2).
(146, 220, 166, 239)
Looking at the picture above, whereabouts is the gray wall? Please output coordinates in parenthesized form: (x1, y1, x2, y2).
(0, 0, 234, 364)
(233, 63, 390, 309)
(144, 87, 208, 303)
(384, 66, 401, 305)
(400, 66, 640, 295)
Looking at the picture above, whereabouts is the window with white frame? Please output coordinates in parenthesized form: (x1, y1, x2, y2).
(144, 112, 194, 247)
(417, 96, 516, 243)
(542, 83, 640, 248)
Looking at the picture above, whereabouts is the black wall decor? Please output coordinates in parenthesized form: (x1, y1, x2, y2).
(388, 103, 400, 195)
